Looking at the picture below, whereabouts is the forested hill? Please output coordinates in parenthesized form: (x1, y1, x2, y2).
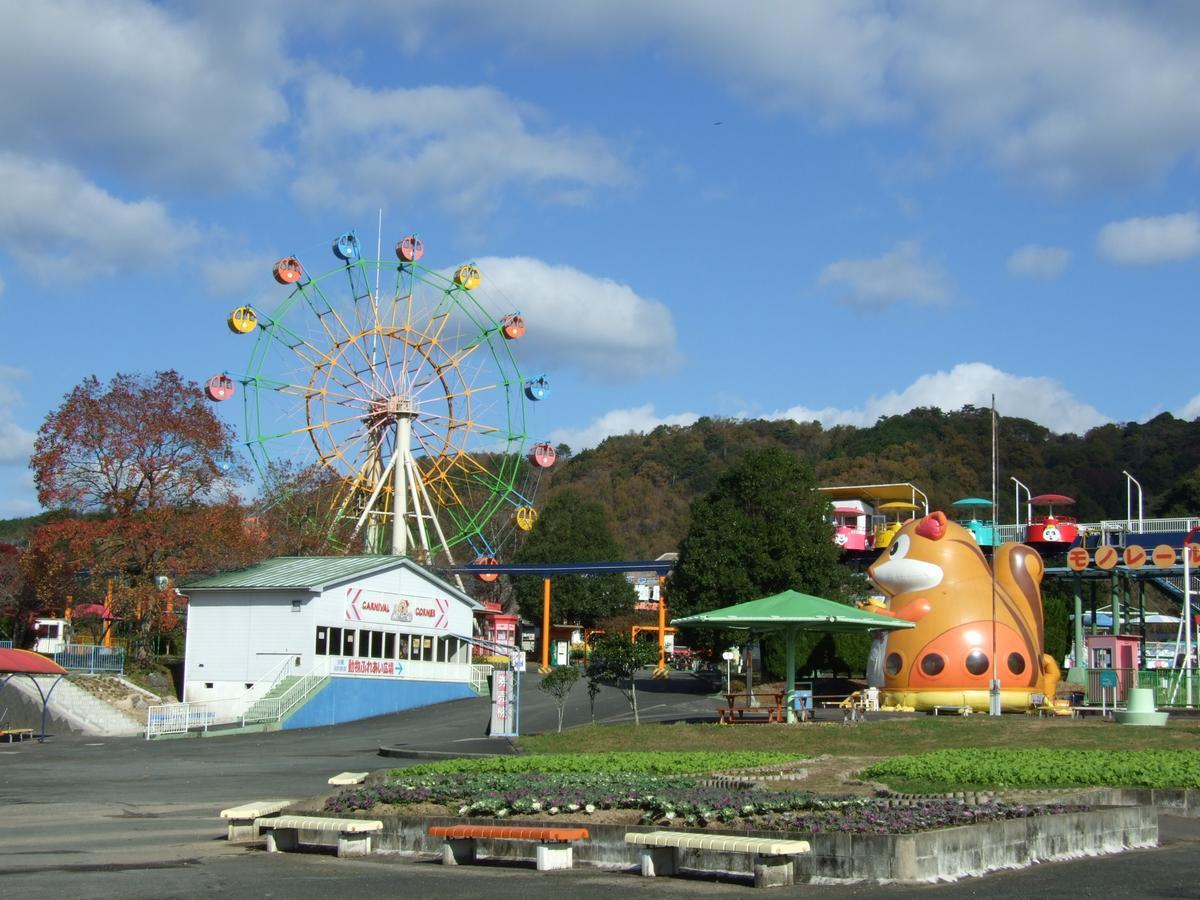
(537, 407, 1200, 559)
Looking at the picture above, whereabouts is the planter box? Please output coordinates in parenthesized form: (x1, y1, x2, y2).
(369, 805, 1157, 883)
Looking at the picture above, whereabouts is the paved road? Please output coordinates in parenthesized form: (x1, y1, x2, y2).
(2, 671, 1196, 898)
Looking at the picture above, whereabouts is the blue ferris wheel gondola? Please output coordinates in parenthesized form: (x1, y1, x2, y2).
(524, 375, 550, 401)
(332, 232, 361, 260)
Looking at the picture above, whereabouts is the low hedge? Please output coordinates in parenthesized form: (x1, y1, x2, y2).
(390, 750, 802, 778)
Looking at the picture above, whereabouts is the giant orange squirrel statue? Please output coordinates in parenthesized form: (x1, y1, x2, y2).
(858, 511, 1061, 712)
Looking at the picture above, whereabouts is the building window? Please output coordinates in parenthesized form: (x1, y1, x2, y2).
(342, 629, 355, 656)
(384, 632, 395, 660)
(357, 629, 372, 658)
(329, 627, 342, 656)
(397, 634, 409, 659)
(421, 635, 435, 662)
(370, 630, 383, 659)
(315, 627, 328, 656)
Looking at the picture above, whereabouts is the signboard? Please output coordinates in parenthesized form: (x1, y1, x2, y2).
(1067, 548, 1090, 571)
(1122, 545, 1146, 569)
(1153, 545, 1177, 569)
(1099, 669, 1118, 689)
(511, 651, 526, 673)
(490, 669, 517, 737)
(330, 657, 404, 678)
(1094, 546, 1118, 571)
(344, 587, 449, 630)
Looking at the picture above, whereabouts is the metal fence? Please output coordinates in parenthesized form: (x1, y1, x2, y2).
(469, 664, 492, 694)
(241, 671, 326, 725)
(1079, 667, 1200, 707)
(0, 640, 12, 649)
(52, 644, 125, 674)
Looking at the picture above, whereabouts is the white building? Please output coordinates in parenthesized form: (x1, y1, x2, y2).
(181, 556, 483, 728)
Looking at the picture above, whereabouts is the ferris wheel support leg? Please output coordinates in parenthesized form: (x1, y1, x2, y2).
(404, 452, 433, 561)
(392, 414, 413, 556)
(350, 448, 400, 543)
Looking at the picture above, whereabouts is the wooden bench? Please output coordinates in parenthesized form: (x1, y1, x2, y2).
(428, 824, 589, 871)
(625, 831, 810, 888)
(219, 800, 294, 841)
(257, 815, 382, 858)
(0, 728, 34, 743)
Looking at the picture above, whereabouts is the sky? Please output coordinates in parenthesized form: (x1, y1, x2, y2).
(2, 1, 1200, 517)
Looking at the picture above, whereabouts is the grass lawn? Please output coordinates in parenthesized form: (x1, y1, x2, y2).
(519, 716, 1200, 758)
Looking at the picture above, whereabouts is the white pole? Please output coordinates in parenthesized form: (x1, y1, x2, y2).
(990, 395, 1002, 716)
(1185, 521, 1194, 707)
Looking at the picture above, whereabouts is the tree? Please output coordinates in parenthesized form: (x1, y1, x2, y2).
(670, 448, 848, 620)
(32, 370, 239, 515)
(0, 542, 30, 644)
(585, 634, 658, 725)
(512, 490, 635, 627)
(537, 665, 580, 733)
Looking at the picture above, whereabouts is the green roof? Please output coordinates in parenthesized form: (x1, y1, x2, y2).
(672, 589, 915, 634)
(183, 556, 423, 592)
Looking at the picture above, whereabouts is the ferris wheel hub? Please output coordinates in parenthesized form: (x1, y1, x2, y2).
(386, 395, 416, 417)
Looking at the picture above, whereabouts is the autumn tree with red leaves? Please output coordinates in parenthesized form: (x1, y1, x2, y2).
(25, 371, 265, 660)
(33, 370, 237, 514)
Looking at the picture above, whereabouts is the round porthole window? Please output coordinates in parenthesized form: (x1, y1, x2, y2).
(965, 649, 989, 676)
(885, 653, 903, 677)
(1007, 652, 1026, 676)
(920, 653, 945, 676)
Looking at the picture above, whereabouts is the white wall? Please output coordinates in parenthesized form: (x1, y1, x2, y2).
(183, 563, 478, 703)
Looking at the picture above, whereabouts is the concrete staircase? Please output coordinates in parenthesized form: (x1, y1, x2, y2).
(6, 676, 142, 737)
(241, 676, 304, 723)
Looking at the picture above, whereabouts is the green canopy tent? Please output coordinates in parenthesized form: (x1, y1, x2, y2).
(672, 589, 915, 722)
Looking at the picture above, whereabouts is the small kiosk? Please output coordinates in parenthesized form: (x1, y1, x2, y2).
(181, 556, 483, 728)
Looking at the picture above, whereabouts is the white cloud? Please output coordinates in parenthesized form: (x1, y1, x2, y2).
(202, 255, 278, 297)
(1007, 244, 1070, 279)
(1176, 395, 1200, 421)
(0, 470, 39, 518)
(817, 241, 951, 310)
(550, 404, 700, 451)
(365, 1, 1200, 191)
(293, 74, 630, 216)
(0, 154, 199, 279)
(1097, 213, 1200, 265)
(474, 256, 680, 379)
(0, 367, 35, 467)
(763, 362, 1109, 435)
(0, 0, 288, 189)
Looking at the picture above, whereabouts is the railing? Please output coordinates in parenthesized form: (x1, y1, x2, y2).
(242, 670, 326, 725)
(145, 699, 234, 738)
(52, 644, 125, 674)
(1076, 667, 1200, 707)
(0, 640, 12, 649)
(469, 664, 492, 694)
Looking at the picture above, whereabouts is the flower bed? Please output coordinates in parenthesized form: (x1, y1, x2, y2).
(389, 750, 802, 777)
(326, 769, 1077, 833)
(862, 749, 1200, 791)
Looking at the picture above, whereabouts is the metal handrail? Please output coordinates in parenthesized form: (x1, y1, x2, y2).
(241, 669, 326, 725)
(469, 664, 492, 694)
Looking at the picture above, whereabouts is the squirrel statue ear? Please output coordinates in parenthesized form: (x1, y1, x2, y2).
(915, 511, 948, 541)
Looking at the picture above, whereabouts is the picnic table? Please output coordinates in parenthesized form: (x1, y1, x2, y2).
(718, 692, 786, 724)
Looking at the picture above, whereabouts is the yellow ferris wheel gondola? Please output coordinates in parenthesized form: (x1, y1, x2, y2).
(227, 306, 258, 334)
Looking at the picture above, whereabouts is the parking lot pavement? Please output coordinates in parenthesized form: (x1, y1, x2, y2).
(3, 673, 1196, 897)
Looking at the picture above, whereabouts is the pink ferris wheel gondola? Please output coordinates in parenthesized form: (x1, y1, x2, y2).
(205, 374, 235, 402)
(529, 442, 557, 468)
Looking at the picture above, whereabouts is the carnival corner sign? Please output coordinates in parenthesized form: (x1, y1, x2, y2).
(344, 586, 450, 629)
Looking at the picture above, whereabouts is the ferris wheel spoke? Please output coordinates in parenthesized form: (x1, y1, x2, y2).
(266, 318, 379, 398)
(303, 280, 384, 390)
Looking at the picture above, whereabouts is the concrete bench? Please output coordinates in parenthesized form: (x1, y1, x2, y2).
(257, 815, 382, 858)
(328, 771, 369, 785)
(625, 831, 811, 888)
(428, 824, 589, 871)
(219, 800, 294, 841)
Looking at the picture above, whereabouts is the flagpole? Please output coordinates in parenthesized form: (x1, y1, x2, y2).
(990, 394, 1002, 716)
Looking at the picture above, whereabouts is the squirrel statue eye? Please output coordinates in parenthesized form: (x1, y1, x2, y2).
(889, 534, 910, 559)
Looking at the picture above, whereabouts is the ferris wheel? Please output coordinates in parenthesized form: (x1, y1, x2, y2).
(208, 229, 557, 567)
